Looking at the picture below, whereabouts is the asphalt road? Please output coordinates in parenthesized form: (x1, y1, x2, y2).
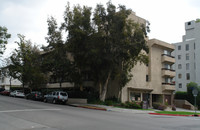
(0, 95, 200, 130)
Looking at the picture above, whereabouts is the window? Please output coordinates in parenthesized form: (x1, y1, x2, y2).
(194, 53, 195, 60)
(179, 83, 182, 88)
(194, 62, 196, 70)
(186, 53, 189, 60)
(194, 42, 196, 50)
(178, 55, 181, 60)
(186, 44, 189, 51)
(178, 74, 182, 79)
(188, 22, 191, 25)
(178, 64, 182, 69)
(146, 75, 149, 82)
(178, 45, 181, 50)
(186, 73, 190, 80)
(130, 92, 141, 101)
(186, 63, 190, 70)
(164, 64, 171, 69)
(164, 50, 171, 55)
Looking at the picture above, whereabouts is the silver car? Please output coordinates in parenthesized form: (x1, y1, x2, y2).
(10, 90, 25, 98)
(43, 91, 68, 104)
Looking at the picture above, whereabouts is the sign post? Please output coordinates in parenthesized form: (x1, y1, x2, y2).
(192, 88, 198, 116)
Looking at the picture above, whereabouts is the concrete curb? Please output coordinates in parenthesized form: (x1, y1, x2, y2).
(77, 106, 107, 111)
(149, 113, 200, 117)
(67, 104, 107, 111)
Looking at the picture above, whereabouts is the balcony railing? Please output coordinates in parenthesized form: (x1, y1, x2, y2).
(162, 82, 175, 85)
(162, 82, 175, 91)
(161, 54, 175, 64)
(161, 54, 175, 58)
(161, 68, 175, 72)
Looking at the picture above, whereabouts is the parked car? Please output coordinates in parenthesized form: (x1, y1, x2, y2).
(0, 90, 10, 96)
(25, 91, 43, 101)
(43, 91, 68, 104)
(0, 88, 5, 92)
(10, 90, 25, 98)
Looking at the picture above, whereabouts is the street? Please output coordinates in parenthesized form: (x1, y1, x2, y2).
(0, 95, 200, 130)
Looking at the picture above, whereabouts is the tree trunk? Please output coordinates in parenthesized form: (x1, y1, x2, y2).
(99, 71, 111, 102)
(99, 82, 102, 97)
(118, 88, 122, 102)
(9, 77, 12, 89)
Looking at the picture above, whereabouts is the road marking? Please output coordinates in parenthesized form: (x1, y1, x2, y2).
(0, 108, 61, 113)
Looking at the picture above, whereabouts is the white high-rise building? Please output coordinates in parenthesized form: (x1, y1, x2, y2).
(173, 20, 200, 91)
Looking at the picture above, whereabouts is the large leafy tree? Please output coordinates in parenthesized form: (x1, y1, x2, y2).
(9, 34, 46, 91)
(44, 16, 72, 88)
(62, 4, 94, 90)
(62, 1, 148, 101)
(0, 26, 11, 56)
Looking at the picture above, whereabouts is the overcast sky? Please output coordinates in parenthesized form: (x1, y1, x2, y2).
(0, 0, 200, 57)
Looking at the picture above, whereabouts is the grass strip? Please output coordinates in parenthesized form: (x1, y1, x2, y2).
(156, 111, 200, 115)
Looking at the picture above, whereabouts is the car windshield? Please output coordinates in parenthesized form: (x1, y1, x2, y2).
(60, 92, 67, 96)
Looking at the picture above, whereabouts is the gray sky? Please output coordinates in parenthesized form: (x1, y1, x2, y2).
(0, 0, 200, 57)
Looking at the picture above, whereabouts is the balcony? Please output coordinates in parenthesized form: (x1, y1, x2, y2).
(162, 54, 175, 64)
(162, 68, 175, 78)
(162, 83, 175, 91)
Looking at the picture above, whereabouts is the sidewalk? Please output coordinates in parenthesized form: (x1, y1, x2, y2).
(68, 103, 200, 117)
(69, 103, 153, 114)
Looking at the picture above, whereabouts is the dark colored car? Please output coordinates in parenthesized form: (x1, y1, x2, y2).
(25, 91, 43, 101)
(0, 90, 10, 96)
(44, 91, 68, 104)
(0, 88, 5, 92)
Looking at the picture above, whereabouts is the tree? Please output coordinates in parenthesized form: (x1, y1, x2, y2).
(62, 3, 94, 90)
(0, 26, 11, 56)
(187, 82, 200, 106)
(44, 16, 72, 88)
(9, 34, 46, 91)
(62, 1, 148, 101)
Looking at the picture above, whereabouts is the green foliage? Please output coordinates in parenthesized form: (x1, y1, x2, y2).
(0, 26, 11, 55)
(175, 91, 187, 100)
(187, 82, 200, 105)
(62, 1, 149, 101)
(152, 102, 167, 110)
(196, 18, 200, 23)
(43, 16, 73, 88)
(8, 34, 47, 91)
(123, 101, 142, 109)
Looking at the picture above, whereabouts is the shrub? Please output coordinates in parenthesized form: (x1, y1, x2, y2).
(124, 101, 142, 109)
(172, 105, 176, 111)
(153, 102, 167, 110)
(104, 100, 114, 106)
(152, 102, 160, 109)
(175, 91, 187, 100)
(158, 104, 167, 111)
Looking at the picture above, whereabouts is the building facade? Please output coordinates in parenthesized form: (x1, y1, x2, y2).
(0, 75, 22, 90)
(120, 39, 175, 106)
(173, 20, 200, 92)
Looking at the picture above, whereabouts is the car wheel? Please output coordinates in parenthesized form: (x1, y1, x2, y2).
(52, 99, 56, 104)
(43, 98, 47, 103)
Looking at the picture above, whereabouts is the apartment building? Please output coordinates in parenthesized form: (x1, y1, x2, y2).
(0, 69, 22, 90)
(107, 12, 176, 106)
(118, 39, 175, 106)
(173, 20, 200, 92)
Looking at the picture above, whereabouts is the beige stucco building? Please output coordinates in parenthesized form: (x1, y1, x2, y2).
(120, 39, 175, 107)
(107, 12, 176, 107)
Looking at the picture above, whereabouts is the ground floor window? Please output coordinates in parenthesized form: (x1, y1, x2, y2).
(130, 92, 141, 101)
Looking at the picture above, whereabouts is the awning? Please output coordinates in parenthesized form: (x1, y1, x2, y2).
(128, 87, 153, 93)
